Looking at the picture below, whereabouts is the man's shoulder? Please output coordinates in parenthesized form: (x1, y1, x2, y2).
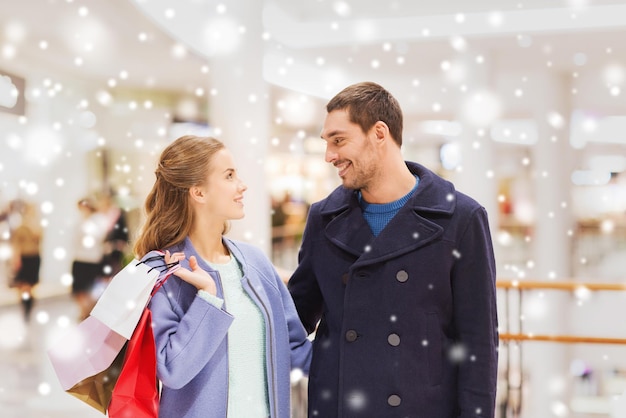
(407, 160, 484, 212)
(454, 190, 485, 215)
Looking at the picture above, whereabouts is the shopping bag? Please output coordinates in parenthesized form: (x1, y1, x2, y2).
(108, 307, 159, 418)
(90, 259, 159, 339)
(90, 251, 179, 339)
(48, 251, 176, 414)
(66, 342, 127, 413)
(48, 315, 127, 391)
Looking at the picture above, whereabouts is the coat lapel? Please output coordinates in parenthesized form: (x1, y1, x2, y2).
(320, 162, 456, 266)
(324, 204, 374, 258)
(356, 209, 443, 266)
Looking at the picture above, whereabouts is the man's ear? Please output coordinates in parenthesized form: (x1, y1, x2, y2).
(373, 121, 389, 143)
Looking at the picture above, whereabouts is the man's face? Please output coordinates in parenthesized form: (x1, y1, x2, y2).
(320, 109, 379, 190)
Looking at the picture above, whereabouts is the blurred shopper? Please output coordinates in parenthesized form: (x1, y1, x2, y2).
(98, 190, 129, 277)
(0, 198, 13, 290)
(9, 200, 42, 322)
(288, 82, 499, 417)
(133, 135, 312, 418)
(71, 197, 108, 320)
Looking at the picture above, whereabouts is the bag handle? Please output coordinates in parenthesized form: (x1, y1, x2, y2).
(136, 250, 181, 296)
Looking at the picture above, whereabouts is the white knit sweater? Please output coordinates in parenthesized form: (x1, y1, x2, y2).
(199, 256, 269, 418)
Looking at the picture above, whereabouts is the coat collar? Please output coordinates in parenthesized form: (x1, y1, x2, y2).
(318, 162, 457, 266)
(318, 162, 456, 216)
(178, 236, 248, 277)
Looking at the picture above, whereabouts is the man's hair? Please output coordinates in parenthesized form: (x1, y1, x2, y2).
(326, 81, 403, 146)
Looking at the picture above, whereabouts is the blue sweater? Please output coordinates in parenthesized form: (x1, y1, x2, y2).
(145, 236, 312, 418)
(359, 175, 420, 236)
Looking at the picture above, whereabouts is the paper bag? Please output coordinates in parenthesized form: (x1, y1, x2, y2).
(90, 259, 159, 339)
(48, 315, 127, 391)
(108, 307, 159, 418)
(66, 342, 127, 413)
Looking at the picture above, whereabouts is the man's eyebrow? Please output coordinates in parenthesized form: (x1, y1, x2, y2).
(321, 129, 345, 139)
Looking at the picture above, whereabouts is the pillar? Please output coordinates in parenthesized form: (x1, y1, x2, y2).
(128, 0, 272, 255)
(205, 1, 271, 255)
(522, 72, 575, 417)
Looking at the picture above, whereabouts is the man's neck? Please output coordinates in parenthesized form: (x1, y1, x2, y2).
(360, 163, 416, 204)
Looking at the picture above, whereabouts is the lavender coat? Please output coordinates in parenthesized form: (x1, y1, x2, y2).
(146, 237, 311, 418)
(289, 162, 498, 417)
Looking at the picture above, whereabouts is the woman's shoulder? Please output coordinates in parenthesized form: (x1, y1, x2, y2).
(225, 237, 258, 253)
(225, 239, 273, 268)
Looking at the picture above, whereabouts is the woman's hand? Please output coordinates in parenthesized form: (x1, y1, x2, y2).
(165, 250, 217, 295)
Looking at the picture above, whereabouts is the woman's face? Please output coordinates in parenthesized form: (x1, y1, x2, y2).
(200, 148, 248, 222)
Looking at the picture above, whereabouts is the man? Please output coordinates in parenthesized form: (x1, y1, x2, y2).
(288, 81, 498, 417)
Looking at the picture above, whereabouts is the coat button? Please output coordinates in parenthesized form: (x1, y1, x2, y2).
(388, 394, 401, 407)
(345, 330, 358, 342)
(387, 333, 400, 346)
(396, 270, 409, 282)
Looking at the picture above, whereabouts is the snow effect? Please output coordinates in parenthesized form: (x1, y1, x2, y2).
(0, 1, 625, 416)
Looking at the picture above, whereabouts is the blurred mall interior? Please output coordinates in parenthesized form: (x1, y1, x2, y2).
(1, 0, 626, 417)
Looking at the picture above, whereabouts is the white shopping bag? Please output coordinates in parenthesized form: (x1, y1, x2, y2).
(90, 259, 160, 339)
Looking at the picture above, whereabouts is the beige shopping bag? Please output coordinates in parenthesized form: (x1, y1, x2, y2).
(48, 315, 127, 391)
(65, 342, 127, 413)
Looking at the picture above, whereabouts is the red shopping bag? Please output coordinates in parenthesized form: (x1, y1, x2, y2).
(108, 307, 159, 418)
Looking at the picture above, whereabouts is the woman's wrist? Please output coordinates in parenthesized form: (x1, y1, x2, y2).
(200, 282, 217, 295)
(197, 289, 224, 309)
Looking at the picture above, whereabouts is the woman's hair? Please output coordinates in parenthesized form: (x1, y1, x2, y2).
(326, 81, 403, 146)
(133, 135, 226, 257)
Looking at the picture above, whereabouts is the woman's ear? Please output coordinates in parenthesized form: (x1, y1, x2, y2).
(189, 186, 205, 203)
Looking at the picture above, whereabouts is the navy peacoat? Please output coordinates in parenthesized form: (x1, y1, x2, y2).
(289, 161, 498, 418)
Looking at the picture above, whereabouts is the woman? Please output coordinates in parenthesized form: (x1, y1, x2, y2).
(71, 197, 107, 320)
(133, 135, 311, 418)
(97, 189, 129, 277)
(10, 200, 42, 322)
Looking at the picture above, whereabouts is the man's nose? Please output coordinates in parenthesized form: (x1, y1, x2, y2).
(324, 146, 337, 163)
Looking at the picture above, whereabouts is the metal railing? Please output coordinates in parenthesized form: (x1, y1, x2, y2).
(497, 279, 626, 417)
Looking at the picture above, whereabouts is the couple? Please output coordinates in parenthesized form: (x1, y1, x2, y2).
(135, 82, 498, 418)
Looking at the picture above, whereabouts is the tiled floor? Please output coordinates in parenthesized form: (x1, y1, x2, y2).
(0, 293, 104, 418)
(0, 291, 310, 418)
